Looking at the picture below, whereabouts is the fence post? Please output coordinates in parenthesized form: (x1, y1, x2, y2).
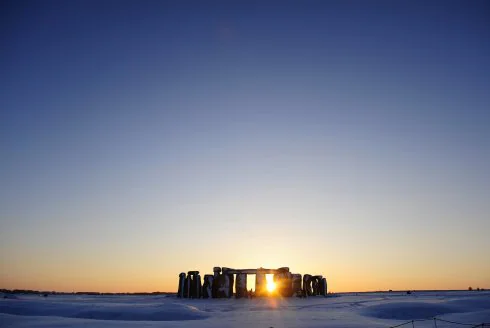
(412, 320, 415, 328)
(434, 318, 438, 328)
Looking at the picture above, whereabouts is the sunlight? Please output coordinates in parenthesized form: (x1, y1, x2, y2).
(266, 274, 276, 293)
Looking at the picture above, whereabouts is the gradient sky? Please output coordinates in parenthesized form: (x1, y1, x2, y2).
(1, 0, 489, 293)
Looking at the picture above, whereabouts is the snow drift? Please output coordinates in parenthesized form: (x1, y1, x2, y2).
(0, 299, 209, 321)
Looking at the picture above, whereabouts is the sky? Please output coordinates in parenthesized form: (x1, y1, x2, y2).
(1, 0, 489, 293)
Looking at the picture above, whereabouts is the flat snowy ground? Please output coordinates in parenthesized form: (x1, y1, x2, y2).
(1, 291, 489, 327)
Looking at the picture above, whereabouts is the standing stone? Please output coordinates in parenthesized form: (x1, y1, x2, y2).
(311, 277, 318, 295)
(177, 272, 186, 298)
(223, 274, 231, 298)
(202, 275, 214, 298)
(212, 273, 227, 298)
(228, 273, 234, 298)
(189, 276, 195, 298)
(187, 271, 199, 298)
(184, 275, 191, 298)
(274, 269, 292, 297)
(320, 278, 327, 296)
(215, 273, 230, 298)
(282, 272, 293, 297)
(292, 274, 302, 297)
(211, 268, 221, 298)
(255, 268, 267, 297)
(212, 274, 220, 298)
(312, 276, 323, 296)
(221, 268, 234, 298)
(303, 274, 313, 296)
(273, 273, 281, 296)
(235, 273, 247, 298)
(195, 274, 202, 298)
(188, 274, 195, 298)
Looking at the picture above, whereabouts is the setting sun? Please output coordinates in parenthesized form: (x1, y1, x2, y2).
(266, 274, 276, 293)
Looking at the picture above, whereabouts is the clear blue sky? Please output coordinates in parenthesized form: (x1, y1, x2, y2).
(1, 0, 489, 292)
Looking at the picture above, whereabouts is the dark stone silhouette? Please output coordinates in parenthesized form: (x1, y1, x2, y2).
(320, 278, 327, 296)
(177, 272, 186, 298)
(202, 275, 213, 299)
(292, 274, 303, 297)
(177, 266, 327, 299)
(235, 273, 247, 299)
(311, 275, 323, 295)
(186, 271, 200, 298)
(274, 268, 293, 297)
(303, 274, 313, 296)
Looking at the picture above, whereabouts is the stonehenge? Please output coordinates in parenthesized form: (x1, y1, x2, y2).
(177, 266, 327, 299)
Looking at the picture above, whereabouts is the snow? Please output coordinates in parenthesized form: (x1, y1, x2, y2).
(362, 302, 464, 320)
(1, 291, 489, 327)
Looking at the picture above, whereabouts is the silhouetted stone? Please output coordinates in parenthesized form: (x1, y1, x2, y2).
(320, 278, 327, 296)
(213, 267, 221, 279)
(202, 275, 214, 299)
(222, 274, 231, 298)
(212, 273, 220, 298)
(183, 276, 190, 298)
(292, 274, 302, 297)
(235, 273, 247, 298)
(274, 269, 293, 297)
(312, 275, 323, 296)
(213, 273, 230, 298)
(195, 274, 202, 298)
(177, 272, 186, 298)
(228, 273, 234, 298)
(303, 274, 313, 296)
(255, 269, 267, 297)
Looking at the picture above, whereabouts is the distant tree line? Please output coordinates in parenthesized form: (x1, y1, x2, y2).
(0, 289, 175, 296)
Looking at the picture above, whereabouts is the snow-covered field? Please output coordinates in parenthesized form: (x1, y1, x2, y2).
(1, 291, 489, 327)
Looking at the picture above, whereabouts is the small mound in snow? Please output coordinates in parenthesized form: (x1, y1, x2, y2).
(362, 302, 462, 320)
(0, 300, 209, 321)
(1, 294, 18, 300)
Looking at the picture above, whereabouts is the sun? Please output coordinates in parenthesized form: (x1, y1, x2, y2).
(266, 275, 276, 293)
(266, 280, 276, 292)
